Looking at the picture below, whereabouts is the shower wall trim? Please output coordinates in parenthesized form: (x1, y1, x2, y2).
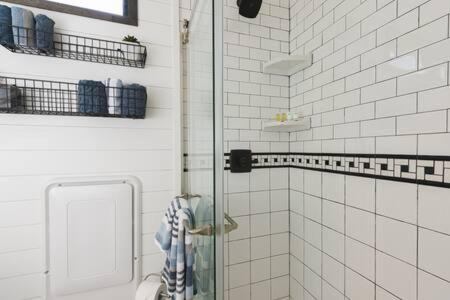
(224, 152, 450, 188)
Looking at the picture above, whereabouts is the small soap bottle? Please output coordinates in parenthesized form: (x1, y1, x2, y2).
(276, 113, 281, 122)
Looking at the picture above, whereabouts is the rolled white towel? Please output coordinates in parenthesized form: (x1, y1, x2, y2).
(105, 78, 123, 115)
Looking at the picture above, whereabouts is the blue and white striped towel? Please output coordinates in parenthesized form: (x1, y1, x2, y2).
(155, 197, 195, 300)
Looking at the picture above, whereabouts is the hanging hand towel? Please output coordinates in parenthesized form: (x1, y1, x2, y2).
(155, 197, 196, 300)
(35, 14, 54, 53)
(193, 200, 214, 295)
(0, 5, 13, 47)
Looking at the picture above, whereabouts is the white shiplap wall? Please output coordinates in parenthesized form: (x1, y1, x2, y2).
(0, 0, 181, 299)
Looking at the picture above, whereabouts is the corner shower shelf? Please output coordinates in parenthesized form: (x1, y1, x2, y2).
(263, 118, 311, 132)
(1, 25, 147, 68)
(263, 53, 313, 76)
(0, 76, 146, 119)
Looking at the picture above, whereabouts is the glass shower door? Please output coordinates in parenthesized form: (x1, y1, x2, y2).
(184, 0, 219, 299)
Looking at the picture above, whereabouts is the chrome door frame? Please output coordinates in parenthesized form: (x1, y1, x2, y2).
(213, 0, 224, 299)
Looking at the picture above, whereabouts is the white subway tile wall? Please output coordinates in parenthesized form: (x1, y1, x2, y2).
(289, 0, 450, 299)
(222, 0, 291, 298)
(226, 167, 291, 300)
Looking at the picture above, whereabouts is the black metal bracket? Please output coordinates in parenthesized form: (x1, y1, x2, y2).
(230, 149, 252, 173)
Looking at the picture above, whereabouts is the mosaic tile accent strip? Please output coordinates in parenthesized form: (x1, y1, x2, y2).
(224, 152, 450, 188)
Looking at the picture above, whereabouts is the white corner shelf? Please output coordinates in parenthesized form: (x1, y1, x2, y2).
(263, 53, 313, 76)
(263, 118, 311, 132)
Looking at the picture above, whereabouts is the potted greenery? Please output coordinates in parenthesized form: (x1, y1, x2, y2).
(117, 35, 143, 65)
(123, 35, 140, 44)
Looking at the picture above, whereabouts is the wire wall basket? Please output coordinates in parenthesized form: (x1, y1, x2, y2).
(0, 76, 147, 119)
(0, 25, 147, 68)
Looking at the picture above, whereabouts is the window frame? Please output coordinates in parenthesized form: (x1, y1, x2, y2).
(2, 0, 138, 26)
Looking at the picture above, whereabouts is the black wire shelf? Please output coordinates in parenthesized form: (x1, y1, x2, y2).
(0, 76, 147, 119)
(0, 25, 147, 68)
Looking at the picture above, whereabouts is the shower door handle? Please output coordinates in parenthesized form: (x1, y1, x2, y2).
(224, 213, 238, 234)
(183, 213, 238, 236)
(183, 220, 215, 236)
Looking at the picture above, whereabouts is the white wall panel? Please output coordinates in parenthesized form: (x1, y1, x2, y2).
(0, 0, 179, 298)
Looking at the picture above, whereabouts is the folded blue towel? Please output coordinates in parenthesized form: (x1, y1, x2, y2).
(121, 84, 147, 118)
(77, 80, 108, 114)
(11, 6, 35, 47)
(0, 5, 13, 46)
(0, 84, 22, 109)
(35, 14, 54, 53)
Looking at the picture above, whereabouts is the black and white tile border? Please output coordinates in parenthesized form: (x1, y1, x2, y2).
(224, 152, 450, 188)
